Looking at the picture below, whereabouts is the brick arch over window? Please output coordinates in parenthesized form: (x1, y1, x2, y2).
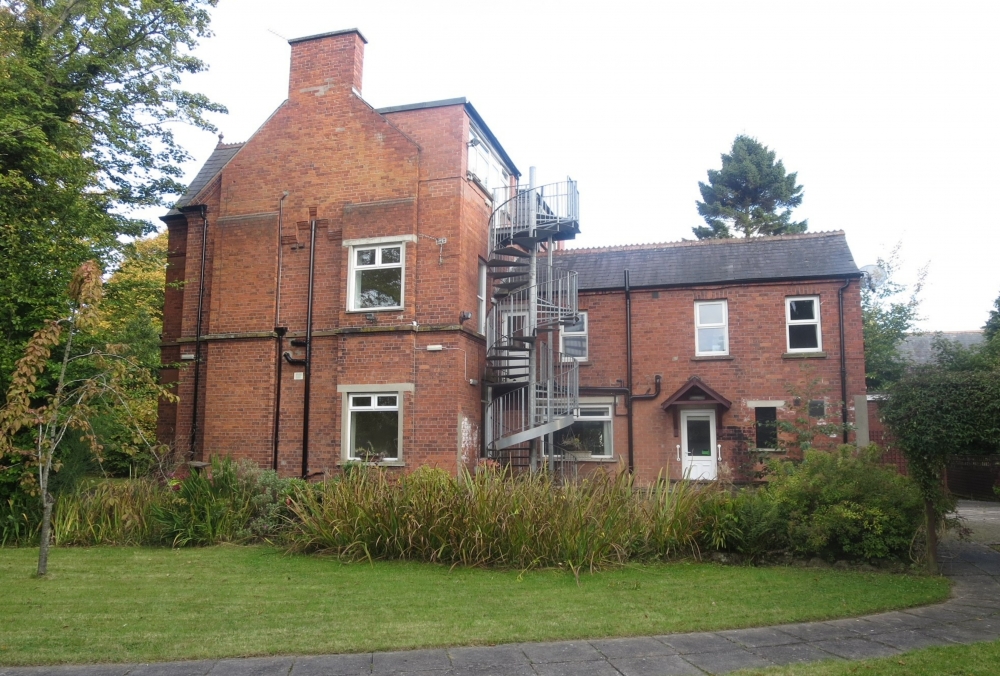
(660, 376, 732, 438)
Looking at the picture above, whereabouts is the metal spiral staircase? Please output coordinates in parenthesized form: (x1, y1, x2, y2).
(484, 175, 581, 471)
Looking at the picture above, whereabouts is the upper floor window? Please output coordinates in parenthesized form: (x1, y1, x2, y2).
(350, 244, 404, 311)
(468, 130, 510, 197)
(695, 300, 728, 356)
(560, 312, 588, 361)
(478, 260, 488, 334)
(786, 296, 822, 352)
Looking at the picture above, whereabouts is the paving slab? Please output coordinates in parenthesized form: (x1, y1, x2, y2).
(750, 643, 835, 666)
(209, 658, 292, 676)
(290, 654, 373, 675)
(874, 629, 950, 651)
(450, 665, 536, 676)
(771, 621, 857, 642)
(717, 627, 800, 648)
(811, 637, 901, 660)
(371, 650, 449, 675)
(660, 632, 736, 654)
(520, 641, 602, 664)
(128, 662, 218, 676)
(609, 655, 703, 676)
(588, 637, 677, 659)
(531, 661, 620, 676)
(0, 668, 137, 676)
(447, 646, 528, 669)
(681, 648, 772, 674)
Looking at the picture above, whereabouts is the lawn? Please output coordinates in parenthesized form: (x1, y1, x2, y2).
(737, 639, 1000, 675)
(0, 546, 949, 666)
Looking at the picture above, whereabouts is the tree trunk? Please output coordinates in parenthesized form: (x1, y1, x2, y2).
(36, 491, 53, 577)
(925, 497, 938, 575)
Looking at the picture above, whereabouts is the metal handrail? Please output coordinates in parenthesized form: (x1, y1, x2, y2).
(489, 180, 579, 246)
(484, 270, 578, 356)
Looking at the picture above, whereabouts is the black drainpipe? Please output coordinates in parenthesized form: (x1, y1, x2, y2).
(625, 270, 634, 472)
(272, 328, 287, 471)
(838, 278, 851, 444)
(188, 205, 209, 460)
(301, 218, 318, 478)
(271, 192, 289, 472)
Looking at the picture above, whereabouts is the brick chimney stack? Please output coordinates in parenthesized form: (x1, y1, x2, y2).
(287, 28, 367, 102)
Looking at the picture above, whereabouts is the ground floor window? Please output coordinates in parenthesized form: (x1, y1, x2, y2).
(553, 404, 613, 457)
(755, 406, 778, 450)
(349, 393, 399, 461)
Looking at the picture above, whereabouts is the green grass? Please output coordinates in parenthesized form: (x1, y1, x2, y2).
(736, 639, 1000, 675)
(0, 546, 949, 666)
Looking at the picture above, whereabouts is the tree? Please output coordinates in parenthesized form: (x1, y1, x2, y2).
(879, 367, 1000, 574)
(984, 290, 1000, 341)
(0, 261, 175, 575)
(861, 246, 926, 391)
(0, 0, 223, 395)
(692, 135, 808, 239)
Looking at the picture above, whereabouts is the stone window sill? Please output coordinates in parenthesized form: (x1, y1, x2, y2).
(337, 460, 405, 468)
(692, 355, 734, 361)
(782, 351, 827, 359)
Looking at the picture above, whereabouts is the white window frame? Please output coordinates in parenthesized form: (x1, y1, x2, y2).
(477, 259, 488, 334)
(348, 243, 405, 312)
(560, 311, 588, 362)
(341, 388, 408, 463)
(694, 300, 729, 356)
(551, 402, 614, 458)
(785, 296, 823, 353)
(468, 129, 510, 197)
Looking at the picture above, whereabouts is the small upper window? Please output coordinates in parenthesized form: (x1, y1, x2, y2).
(477, 260, 488, 334)
(786, 296, 822, 352)
(468, 130, 510, 197)
(350, 244, 403, 311)
(560, 312, 588, 361)
(695, 300, 728, 356)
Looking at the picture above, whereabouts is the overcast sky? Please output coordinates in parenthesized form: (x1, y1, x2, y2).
(150, 0, 1000, 331)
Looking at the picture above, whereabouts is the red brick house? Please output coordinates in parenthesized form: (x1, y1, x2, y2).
(158, 28, 868, 483)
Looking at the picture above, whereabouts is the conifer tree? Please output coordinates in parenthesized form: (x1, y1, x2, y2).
(693, 135, 808, 239)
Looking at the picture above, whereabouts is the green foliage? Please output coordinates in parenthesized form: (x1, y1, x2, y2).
(931, 331, 1000, 373)
(984, 290, 1000, 341)
(693, 135, 807, 239)
(862, 248, 925, 390)
(880, 366, 1000, 523)
(152, 458, 303, 547)
(0, 0, 222, 394)
(759, 446, 924, 561)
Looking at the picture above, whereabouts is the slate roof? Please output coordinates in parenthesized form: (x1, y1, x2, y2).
(555, 231, 861, 290)
(164, 142, 244, 217)
(898, 331, 985, 364)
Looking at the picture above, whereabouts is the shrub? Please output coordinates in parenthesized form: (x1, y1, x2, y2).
(151, 457, 303, 546)
(755, 445, 924, 561)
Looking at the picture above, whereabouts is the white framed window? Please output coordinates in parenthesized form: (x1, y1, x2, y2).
(553, 404, 613, 458)
(785, 296, 822, 352)
(347, 393, 401, 461)
(560, 312, 588, 361)
(478, 259, 487, 334)
(349, 243, 404, 311)
(468, 130, 510, 197)
(695, 300, 728, 356)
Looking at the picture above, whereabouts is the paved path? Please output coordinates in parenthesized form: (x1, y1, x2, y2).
(5, 504, 1000, 676)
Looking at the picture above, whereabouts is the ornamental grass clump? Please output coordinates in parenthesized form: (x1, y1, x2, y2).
(285, 466, 726, 572)
(52, 477, 163, 546)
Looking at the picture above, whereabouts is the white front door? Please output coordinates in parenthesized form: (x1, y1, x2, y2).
(681, 409, 717, 480)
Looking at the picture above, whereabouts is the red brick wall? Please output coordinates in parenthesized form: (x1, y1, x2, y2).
(159, 31, 492, 476)
(573, 279, 867, 483)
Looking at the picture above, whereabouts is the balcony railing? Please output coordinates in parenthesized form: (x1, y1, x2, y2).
(490, 180, 579, 246)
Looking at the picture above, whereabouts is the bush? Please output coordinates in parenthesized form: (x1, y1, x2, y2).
(750, 445, 924, 561)
(151, 458, 303, 546)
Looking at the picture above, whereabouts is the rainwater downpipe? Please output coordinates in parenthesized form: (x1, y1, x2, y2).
(188, 205, 209, 460)
(838, 278, 851, 444)
(625, 270, 634, 472)
(271, 192, 289, 472)
(301, 218, 318, 478)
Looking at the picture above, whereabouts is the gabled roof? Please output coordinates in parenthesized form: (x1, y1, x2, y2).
(556, 231, 861, 290)
(164, 142, 244, 217)
(661, 376, 732, 412)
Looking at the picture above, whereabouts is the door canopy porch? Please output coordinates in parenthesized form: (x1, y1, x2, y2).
(660, 376, 732, 436)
